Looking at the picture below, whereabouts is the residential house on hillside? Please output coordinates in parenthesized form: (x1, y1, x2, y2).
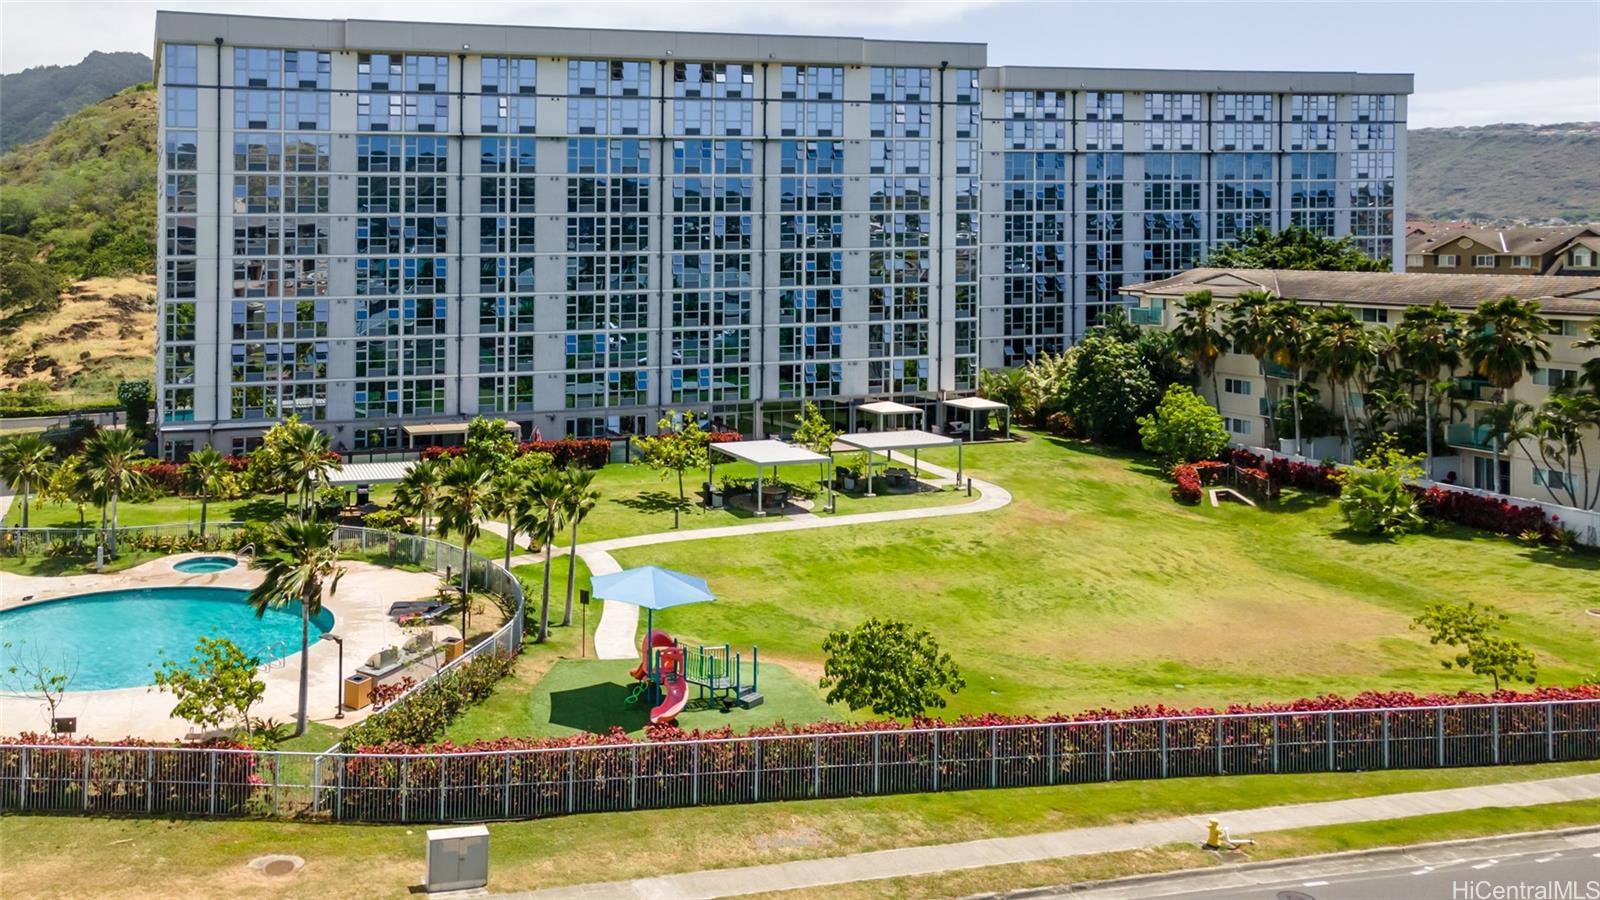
(1404, 223, 1600, 276)
(1124, 268, 1600, 505)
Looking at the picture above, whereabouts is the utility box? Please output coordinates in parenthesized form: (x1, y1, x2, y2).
(425, 824, 489, 893)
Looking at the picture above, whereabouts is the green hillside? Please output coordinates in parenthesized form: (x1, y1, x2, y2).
(1407, 123, 1600, 223)
(0, 51, 152, 152)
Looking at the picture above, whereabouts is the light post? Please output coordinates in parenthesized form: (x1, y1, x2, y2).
(323, 632, 345, 719)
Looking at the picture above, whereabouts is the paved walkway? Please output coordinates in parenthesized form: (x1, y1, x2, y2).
(499, 773, 1600, 900)
(478, 452, 1009, 660)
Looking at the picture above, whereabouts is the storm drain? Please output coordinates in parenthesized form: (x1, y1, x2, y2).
(248, 855, 305, 877)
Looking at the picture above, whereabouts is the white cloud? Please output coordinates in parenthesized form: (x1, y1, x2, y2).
(1, 1, 1005, 73)
(1410, 75, 1600, 128)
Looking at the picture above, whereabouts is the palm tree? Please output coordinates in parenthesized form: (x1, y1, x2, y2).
(1530, 392, 1600, 509)
(1311, 305, 1375, 462)
(1574, 319, 1600, 398)
(0, 434, 56, 529)
(1263, 300, 1314, 449)
(247, 517, 343, 737)
(1225, 289, 1278, 439)
(559, 466, 600, 628)
(1477, 399, 1538, 495)
(185, 445, 229, 537)
(523, 470, 567, 643)
(81, 429, 149, 555)
(1466, 296, 1550, 493)
(1467, 295, 1551, 395)
(1394, 302, 1465, 464)
(394, 457, 443, 535)
(482, 466, 531, 575)
(435, 456, 492, 639)
(280, 423, 341, 517)
(1172, 289, 1229, 404)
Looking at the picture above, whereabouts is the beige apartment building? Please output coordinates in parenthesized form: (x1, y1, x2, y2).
(1124, 268, 1600, 505)
(1405, 223, 1600, 276)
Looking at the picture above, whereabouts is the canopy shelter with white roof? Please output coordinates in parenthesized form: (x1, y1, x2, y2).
(329, 459, 416, 486)
(833, 429, 962, 496)
(708, 439, 833, 516)
(401, 420, 520, 448)
(855, 400, 923, 432)
(943, 396, 1012, 441)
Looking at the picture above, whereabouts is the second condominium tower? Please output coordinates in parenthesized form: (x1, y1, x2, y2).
(153, 12, 1410, 455)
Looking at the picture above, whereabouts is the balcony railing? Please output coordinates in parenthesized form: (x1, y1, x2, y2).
(1446, 422, 1495, 450)
(1259, 360, 1294, 379)
(1129, 306, 1163, 326)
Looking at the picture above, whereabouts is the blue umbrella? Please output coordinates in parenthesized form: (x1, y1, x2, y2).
(590, 566, 715, 611)
(590, 567, 716, 667)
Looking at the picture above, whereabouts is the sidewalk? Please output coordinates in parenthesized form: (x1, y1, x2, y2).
(482, 453, 1011, 660)
(495, 773, 1600, 900)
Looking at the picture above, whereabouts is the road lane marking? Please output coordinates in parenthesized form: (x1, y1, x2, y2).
(1303, 881, 1330, 886)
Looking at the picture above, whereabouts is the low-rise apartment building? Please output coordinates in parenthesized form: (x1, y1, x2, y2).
(1124, 268, 1600, 504)
(1404, 223, 1600, 276)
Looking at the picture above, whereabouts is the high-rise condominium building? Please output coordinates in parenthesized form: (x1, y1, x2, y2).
(153, 12, 1411, 456)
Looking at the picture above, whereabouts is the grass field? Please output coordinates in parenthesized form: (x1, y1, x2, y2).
(607, 434, 1600, 717)
(2, 762, 1594, 899)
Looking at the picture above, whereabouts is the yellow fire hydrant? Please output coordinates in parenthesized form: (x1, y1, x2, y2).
(1204, 817, 1223, 849)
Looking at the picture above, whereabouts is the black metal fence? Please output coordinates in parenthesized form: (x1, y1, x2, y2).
(4, 698, 1597, 823)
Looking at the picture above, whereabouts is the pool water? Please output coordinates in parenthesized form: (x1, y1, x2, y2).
(0, 587, 334, 691)
(173, 556, 239, 574)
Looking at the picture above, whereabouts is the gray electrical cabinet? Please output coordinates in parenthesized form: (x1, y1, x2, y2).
(425, 824, 489, 893)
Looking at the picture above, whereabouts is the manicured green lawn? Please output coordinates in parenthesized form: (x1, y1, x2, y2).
(610, 433, 1600, 717)
(2, 761, 1594, 899)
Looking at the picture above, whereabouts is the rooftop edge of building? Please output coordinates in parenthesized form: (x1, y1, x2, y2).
(152, 10, 988, 68)
(984, 65, 1413, 94)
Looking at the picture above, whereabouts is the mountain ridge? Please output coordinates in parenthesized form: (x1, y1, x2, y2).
(0, 51, 152, 152)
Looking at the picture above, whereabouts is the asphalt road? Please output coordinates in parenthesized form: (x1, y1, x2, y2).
(1175, 852, 1600, 900)
(1056, 832, 1600, 900)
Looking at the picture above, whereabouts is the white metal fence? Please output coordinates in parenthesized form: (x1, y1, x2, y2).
(4, 699, 1597, 823)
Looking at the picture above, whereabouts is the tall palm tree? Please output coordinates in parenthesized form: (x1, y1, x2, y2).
(281, 423, 341, 517)
(435, 456, 491, 639)
(1466, 296, 1551, 493)
(1574, 319, 1600, 398)
(0, 434, 56, 529)
(1225, 289, 1278, 439)
(559, 466, 600, 628)
(1466, 295, 1551, 396)
(394, 457, 443, 535)
(185, 445, 229, 537)
(1311, 305, 1375, 462)
(82, 429, 149, 555)
(1477, 399, 1538, 495)
(1172, 289, 1229, 404)
(482, 466, 532, 575)
(523, 470, 567, 643)
(1530, 392, 1600, 509)
(1394, 302, 1465, 464)
(247, 517, 343, 737)
(1263, 300, 1314, 449)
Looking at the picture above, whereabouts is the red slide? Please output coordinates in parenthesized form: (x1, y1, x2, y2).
(630, 629, 675, 681)
(651, 645, 689, 724)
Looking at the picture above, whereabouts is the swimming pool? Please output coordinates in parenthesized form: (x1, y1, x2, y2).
(0, 587, 334, 691)
(173, 556, 239, 574)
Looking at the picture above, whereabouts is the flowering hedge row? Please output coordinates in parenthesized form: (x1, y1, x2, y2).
(1230, 449, 1340, 495)
(1414, 486, 1555, 539)
(0, 735, 256, 815)
(420, 438, 612, 469)
(1172, 464, 1202, 504)
(346, 684, 1600, 756)
(129, 459, 186, 493)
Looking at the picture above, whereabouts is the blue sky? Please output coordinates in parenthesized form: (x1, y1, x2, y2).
(3, 0, 1597, 127)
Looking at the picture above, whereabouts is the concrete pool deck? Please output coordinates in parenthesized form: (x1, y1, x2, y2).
(0, 552, 447, 741)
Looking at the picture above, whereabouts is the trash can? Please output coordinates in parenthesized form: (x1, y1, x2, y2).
(442, 636, 465, 663)
(342, 674, 373, 710)
(425, 824, 489, 892)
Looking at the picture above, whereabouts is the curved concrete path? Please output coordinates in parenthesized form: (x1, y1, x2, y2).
(482, 452, 1011, 660)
